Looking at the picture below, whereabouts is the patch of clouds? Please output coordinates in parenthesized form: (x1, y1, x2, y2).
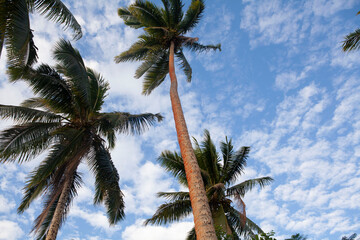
(0, 220, 24, 240)
(122, 219, 194, 240)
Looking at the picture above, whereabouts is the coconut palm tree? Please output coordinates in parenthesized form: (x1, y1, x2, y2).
(0, 39, 162, 240)
(342, 11, 360, 52)
(0, 0, 82, 68)
(145, 130, 273, 240)
(285, 233, 307, 240)
(115, 1, 221, 238)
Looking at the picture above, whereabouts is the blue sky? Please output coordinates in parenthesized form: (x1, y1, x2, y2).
(0, 0, 360, 239)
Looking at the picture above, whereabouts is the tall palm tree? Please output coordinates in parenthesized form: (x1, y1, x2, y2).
(0, 0, 82, 68)
(342, 11, 360, 52)
(115, 1, 221, 238)
(145, 130, 273, 240)
(0, 39, 162, 240)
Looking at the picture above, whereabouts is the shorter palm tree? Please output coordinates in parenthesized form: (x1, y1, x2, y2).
(0, 39, 162, 240)
(145, 130, 273, 240)
(342, 11, 360, 52)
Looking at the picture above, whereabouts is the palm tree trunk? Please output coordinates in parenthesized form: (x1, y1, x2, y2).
(45, 169, 74, 240)
(169, 41, 217, 240)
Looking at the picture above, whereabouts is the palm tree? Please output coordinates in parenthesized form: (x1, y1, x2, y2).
(145, 130, 273, 240)
(342, 11, 360, 52)
(0, 39, 162, 240)
(115, 1, 221, 238)
(0, 0, 82, 68)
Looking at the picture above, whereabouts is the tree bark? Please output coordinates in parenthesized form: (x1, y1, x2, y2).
(45, 168, 75, 240)
(168, 41, 217, 240)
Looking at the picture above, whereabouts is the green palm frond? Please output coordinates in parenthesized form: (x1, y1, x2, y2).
(222, 146, 250, 184)
(157, 191, 190, 201)
(220, 137, 234, 177)
(114, 35, 162, 63)
(99, 112, 163, 135)
(87, 67, 109, 112)
(343, 28, 360, 52)
(157, 150, 187, 185)
(129, 0, 166, 28)
(169, 0, 183, 27)
(26, 128, 88, 186)
(89, 138, 125, 224)
(226, 177, 274, 197)
(117, 7, 142, 28)
(134, 50, 165, 79)
(0, 122, 59, 163)
(14, 64, 74, 114)
(178, 0, 204, 34)
(183, 41, 221, 53)
(144, 199, 192, 225)
(5, 0, 35, 67)
(142, 52, 169, 95)
(175, 49, 192, 82)
(34, 0, 82, 40)
(0, 104, 61, 123)
(53, 39, 90, 109)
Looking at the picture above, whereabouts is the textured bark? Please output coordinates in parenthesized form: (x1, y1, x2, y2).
(168, 41, 217, 240)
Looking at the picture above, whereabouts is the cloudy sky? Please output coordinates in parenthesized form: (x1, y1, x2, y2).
(1, 0, 360, 239)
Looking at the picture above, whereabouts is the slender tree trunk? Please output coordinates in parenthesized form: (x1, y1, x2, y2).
(168, 41, 217, 240)
(45, 169, 75, 240)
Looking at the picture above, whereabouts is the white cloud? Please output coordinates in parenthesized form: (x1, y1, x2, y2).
(122, 219, 194, 240)
(0, 220, 24, 240)
(0, 195, 15, 213)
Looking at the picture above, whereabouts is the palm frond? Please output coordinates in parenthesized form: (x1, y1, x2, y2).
(26, 128, 87, 186)
(89, 138, 125, 224)
(142, 51, 169, 95)
(157, 191, 190, 201)
(157, 150, 187, 185)
(5, 0, 37, 67)
(184, 41, 221, 53)
(226, 177, 273, 197)
(34, 0, 82, 40)
(343, 28, 360, 52)
(87, 67, 109, 112)
(222, 146, 250, 184)
(178, 0, 204, 34)
(0, 104, 61, 123)
(117, 7, 142, 28)
(199, 129, 220, 184)
(98, 112, 163, 135)
(220, 137, 234, 177)
(144, 199, 192, 225)
(169, 0, 184, 27)
(0, 122, 59, 163)
(129, 0, 166, 28)
(134, 50, 165, 79)
(53, 39, 90, 109)
(175, 49, 192, 82)
(15, 64, 74, 114)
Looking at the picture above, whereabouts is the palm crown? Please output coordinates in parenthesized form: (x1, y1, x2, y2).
(0, 39, 162, 240)
(115, 0, 221, 94)
(0, 0, 82, 68)
(145, 130, 273, 240)
(342, 11, 360, 52)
